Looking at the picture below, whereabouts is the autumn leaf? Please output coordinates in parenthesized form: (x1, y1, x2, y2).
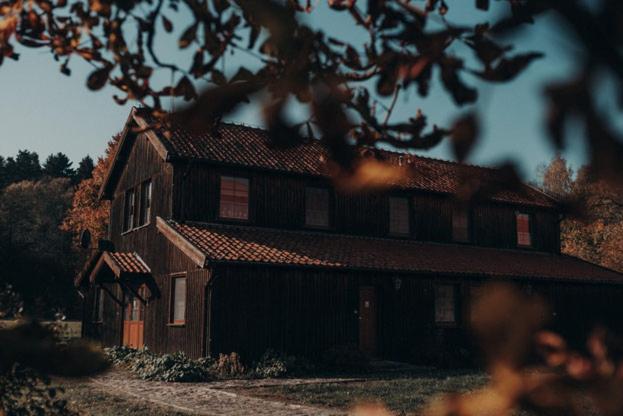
(451, 112, 479, 162)
(329, 158, 410, 193)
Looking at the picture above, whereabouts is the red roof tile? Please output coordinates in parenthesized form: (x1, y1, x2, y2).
(108, 252, 151, 274)
(137, 112, 555, 208)
(159, 219, 623, 284)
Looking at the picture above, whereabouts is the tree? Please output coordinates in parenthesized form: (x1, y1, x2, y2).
(62, 137, 120, 248)
(0, 178, 76, 317)
(1, 1, 622, 191)
(42, 152, 75, 179)
(0, 156, 6, 189)
(538, 157, 623, 273)
(538, 154, 573, 198)
(74, 156, 95, 183)
(3, 150, 42, 185)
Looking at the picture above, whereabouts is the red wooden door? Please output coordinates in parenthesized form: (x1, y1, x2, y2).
(123, 287, 145, 349)
(359, 286, 378, 356)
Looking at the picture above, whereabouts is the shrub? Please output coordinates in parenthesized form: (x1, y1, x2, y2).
(0, 364, 76, 416)
(211, 352, 246, 379)
(322, 344, 370, 371)
(105, 347, 213, 382)
(253, 349, 290, 378)
(253, 349, 316, 378)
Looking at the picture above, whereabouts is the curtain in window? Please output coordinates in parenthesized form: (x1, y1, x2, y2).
(516, 213, 532, 246)
(452, 208, 469, 242)
(219, 176, 249, 220)
(172, 277, 186, 323)
(435, 285, 456, 323)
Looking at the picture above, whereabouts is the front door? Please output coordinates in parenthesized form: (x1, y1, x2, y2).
(359, 286, 378, 356)
(123, 287, 145, 348)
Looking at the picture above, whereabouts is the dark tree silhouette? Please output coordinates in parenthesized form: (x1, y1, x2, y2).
(3, 150, 42, 184)
(43, 152, 75, 179)
(74, 155, 94, 183)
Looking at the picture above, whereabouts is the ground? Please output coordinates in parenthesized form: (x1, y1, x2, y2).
(56, 368, 487, 416)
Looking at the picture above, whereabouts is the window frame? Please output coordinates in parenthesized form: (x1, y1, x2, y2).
(515, 211, 533, 248)
(304, 186, 331, 229)
(388, 196, 411, 236)
(94, 287, 105, 323)
(169, 274, 187, 326)
(452, 207, 471, 243)
(434, 284, 458, 326)
(123, 188, 136, 232)
(138, 179, 152, 227)
(218, 175, 250, 222)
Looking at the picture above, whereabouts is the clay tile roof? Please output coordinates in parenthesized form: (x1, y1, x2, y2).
(159, 218, 623, 284)
(139, 112, 556, 208)
(108, 252, 151, 274)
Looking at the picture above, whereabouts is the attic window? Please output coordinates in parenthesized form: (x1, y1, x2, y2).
(516, 212, 532, 247)
(219, 176, 249, 220)
(305, 187, 330, 228)
(389, 196, 410, 235)
(435, 284, 457, 324)
(452, 207, 470, 242)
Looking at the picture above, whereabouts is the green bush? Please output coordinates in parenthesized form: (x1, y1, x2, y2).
(321, 344, 370, 371)
(105, 347, 213, 382)
(252, 349, 316, 378)
(0, 364, 76, 416)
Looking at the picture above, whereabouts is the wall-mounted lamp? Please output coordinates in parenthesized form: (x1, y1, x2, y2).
(394, 277, 402, 291)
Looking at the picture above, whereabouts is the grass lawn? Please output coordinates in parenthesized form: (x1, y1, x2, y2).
(236, 370, 488, 415)
(55, 379, 190, 416)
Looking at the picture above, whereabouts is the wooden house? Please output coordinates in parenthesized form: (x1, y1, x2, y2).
(76, 108, 623, 363)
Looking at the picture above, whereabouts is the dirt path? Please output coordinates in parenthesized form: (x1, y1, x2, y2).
(87, 371, 346, 416)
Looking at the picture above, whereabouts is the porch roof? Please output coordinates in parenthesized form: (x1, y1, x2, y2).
(156, 217, 623, 284)
(74, 251, 151, 287)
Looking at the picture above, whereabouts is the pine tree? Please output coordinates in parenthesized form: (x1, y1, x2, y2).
(43, 152, 75, 178)
(74, 155, 95, 183)
(4, 150, 42, 184)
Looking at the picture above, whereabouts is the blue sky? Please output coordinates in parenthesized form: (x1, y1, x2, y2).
(0, 1, 588, 179)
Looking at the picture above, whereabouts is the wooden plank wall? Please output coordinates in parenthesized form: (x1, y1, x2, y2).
(173, 163, 560, 253)
(208, 264, 623, 363)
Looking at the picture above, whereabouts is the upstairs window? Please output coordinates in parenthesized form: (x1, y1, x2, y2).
(452, 208, 470, 242)
(138, 180, 152, 226)
(123, 189, 135, 232)
(170, 275, 186, 324)
(435, 284, 456, 324)
(516, 212, 532, 247)
(219, 176, 249, 220)
(389, 197, 410, 235)
(305, 187, 329, 228)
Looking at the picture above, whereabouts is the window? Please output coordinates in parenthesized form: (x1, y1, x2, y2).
(305, 187, 329, 228)
(219, 176, 249, 220)
(170, 276, 186, 324)
(123, 189, 135, 231)
(516, 212, 532, 247)
(452, 208, 470, 242)
(138, 180, 152, 226)
(389, 197, 410, 235)
(435, 285, 456, 324)
(95, 287, 105, 322)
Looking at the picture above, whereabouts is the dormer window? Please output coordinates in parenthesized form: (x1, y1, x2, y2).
(516, 212, 532, 247)
(305, 187, 329, 228)
(389, 196, 410, 235)
(452, 207, 470, 242)
(219, 176, 249, 220)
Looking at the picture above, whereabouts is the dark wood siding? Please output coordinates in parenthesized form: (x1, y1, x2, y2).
(208, 264, 623, 363)
(174, 164, 560, 253)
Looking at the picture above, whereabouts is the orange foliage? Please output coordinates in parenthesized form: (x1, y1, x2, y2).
(61, 135, 119, 247)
